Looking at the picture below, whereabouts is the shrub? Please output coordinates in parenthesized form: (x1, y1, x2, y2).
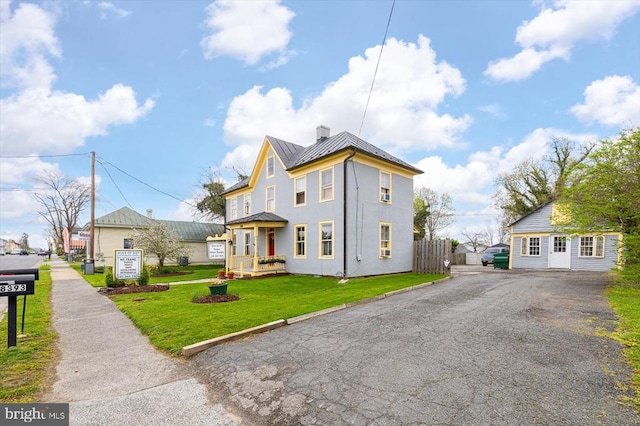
(105, 267, 125, 288)
(137, 263, 150, 286)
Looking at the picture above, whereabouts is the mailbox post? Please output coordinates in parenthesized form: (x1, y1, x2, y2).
(0, 268, 38, 348)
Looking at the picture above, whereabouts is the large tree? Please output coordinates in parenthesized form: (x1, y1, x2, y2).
(494, 137, 593, 224)
(415, 187, 455, 240)
(130, 222, 190, 269)
(33, 170, 91, 248)
(413, 196, 428, 240)
(560, 128, 640, 281)
(194, 168, 248, 222)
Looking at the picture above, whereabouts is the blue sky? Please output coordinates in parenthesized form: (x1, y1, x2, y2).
(1, 0, 639, 250)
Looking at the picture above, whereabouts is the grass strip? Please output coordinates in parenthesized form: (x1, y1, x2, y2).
(605, 281, 640, 412)
(109, 273, 445, 355)
(71, 263, 224, 287)
(0, 266, 56, 403)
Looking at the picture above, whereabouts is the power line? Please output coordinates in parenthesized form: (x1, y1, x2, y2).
(96, 159, 134, 210)
(0, 153, 91, 159)
(358, 0, 395, 137)
(97, 157, 197, 208)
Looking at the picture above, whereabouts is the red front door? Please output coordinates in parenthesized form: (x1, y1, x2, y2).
(267, 228, 275, 256)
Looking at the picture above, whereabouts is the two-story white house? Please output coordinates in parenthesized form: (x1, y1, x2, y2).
(223, 126, 423, 278)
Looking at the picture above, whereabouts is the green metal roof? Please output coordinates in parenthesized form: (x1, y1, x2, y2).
(91, 207, 224, 242)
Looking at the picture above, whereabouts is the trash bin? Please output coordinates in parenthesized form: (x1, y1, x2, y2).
(84, 258, 95, 275)
(179, 256, 188, 267)
(493, 252, 509, 269)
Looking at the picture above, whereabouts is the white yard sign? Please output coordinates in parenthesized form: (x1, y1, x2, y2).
(114, 249, 143, 280)
(207, 241, 226, 260)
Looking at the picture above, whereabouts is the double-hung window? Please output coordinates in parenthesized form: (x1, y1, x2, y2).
(266, 186, 275, 212)
(295, 176, 306, 206)
(320, 168, 333, 202)
(294, 225, 306, 258)
(579, 236, 605, 257)
(230, 199, 237, 220)
(319, 221, 334, 258)
(244, 194, 251, 216)
(244, 232, 252, 256)
(266, 154, 275, 178)
(380, 172, 391, 202)
(380, 223, 391, 257)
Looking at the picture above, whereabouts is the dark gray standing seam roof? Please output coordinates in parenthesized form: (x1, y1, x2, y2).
(222, 131, 422, 196)
(226, 212, 288, 226)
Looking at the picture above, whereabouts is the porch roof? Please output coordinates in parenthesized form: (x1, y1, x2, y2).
(226, 212, 288, 227)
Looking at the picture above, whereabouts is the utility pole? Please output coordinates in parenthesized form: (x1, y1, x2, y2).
(90, 151, 96, 259)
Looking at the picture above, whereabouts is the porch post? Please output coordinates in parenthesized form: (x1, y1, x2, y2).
(253, 225, 259, 272)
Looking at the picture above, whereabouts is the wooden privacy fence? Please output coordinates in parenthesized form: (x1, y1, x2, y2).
(413, 239, 452, 274)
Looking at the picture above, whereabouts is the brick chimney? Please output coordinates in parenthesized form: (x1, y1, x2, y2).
(316, 125, 330, 143)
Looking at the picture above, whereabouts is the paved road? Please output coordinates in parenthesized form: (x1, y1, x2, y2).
(193, 270, 638, 425)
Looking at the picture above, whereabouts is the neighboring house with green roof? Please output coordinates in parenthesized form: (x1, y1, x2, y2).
(87, 207, 224, 266)
(222, 126, 423, 277)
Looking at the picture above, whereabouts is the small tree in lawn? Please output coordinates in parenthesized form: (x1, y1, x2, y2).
(131, 223, 190, 270)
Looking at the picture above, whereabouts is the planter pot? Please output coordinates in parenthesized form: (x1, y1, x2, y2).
(217, 271, 225, 278)
(227, 272, 234, 280)
(209, 283, 228, 295)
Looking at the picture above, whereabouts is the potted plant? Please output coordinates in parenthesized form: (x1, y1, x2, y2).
(227, 270, 234, 279)
(208, 279, 228, 295)
(217, 269, 225, 278)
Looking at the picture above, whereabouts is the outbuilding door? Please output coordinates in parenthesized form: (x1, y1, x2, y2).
(548, 235, 571, 268)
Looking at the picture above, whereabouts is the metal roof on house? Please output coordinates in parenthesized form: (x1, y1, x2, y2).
(222, 130, 422, 195)
(92, 207, 224, 241)
(93, 207, 155, 228)
(226, 211, 288, 226)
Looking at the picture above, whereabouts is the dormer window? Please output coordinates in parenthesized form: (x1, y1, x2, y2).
(380, 171, 391, 202)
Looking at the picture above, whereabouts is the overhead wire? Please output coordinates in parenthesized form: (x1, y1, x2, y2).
(358, 0, 395, 137)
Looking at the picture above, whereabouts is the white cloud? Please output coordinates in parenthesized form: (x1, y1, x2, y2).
(98, 2, 132, 20)
(0, 1, 60, 91)
(413, 128, 595, 211)
(570, 75, 640, 127)
(1, 85, 155, 155)
(478, 103, 507, 119)
(221, 35, 471, 165)
(485, 0, 640, 82)
(201, 0, 295, 66)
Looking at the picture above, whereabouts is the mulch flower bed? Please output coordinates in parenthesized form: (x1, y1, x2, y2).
(98, 285, 170, 295)
(191, 294, 240, 304)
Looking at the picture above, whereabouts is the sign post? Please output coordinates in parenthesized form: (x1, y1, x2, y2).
(0, 269, 38, 348)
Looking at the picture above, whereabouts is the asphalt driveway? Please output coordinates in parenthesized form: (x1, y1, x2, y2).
(193, 270, 638, 425)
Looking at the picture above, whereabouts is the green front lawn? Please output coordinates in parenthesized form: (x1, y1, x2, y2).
(110, 273, 445, 354)
(0, 266, 56, 403)
(71, 263, 225, 287)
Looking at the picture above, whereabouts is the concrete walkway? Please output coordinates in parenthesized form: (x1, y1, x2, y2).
(41, 258, 240, 426)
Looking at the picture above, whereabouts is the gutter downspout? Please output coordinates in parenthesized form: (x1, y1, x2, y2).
(343, 148, 357, 278)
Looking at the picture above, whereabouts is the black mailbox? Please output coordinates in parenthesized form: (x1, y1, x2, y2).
(0, 268, 38, 348)
(0, 274, 36, 296)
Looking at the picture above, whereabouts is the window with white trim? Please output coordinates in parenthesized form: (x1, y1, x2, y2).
(266, 154, 275, 178)
(294, 225, 306, 258)
(380, 172, 391, 203)
(230, 198, 237, 220)
(266, 186, 275, 212)
(294, 176, 306, 206)
(320, 168, 334, 202)
(579, 236, 605, 257)
(244, 232, 252, 256)
(380, 223, 391, 257)
(244, 194, 251, 216)
(520, 236, 540, 256)
(319, 221, 334, 258)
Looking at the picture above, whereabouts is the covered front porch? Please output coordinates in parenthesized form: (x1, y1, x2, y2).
(226, 212, 288, 277)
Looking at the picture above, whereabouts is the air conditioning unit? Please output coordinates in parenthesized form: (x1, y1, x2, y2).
(381, 249, 391, 257)
(381, 193, 390, 202)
